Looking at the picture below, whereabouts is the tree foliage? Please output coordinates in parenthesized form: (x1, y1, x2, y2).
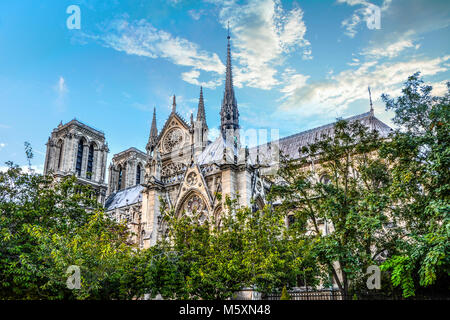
(141, 194, 303, 299)
(379, 73, 450, 297)
(269, 118, 397, 296)
(0, 160, 135, 299)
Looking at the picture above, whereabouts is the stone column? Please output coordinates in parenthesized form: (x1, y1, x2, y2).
(98, 148, 105, 183)
(220, 167, 237, 201)
(91, 148, 98, 182)
(141, 184, 162, 248)
(72, 137, 80, 175)
(61, 136, 70, 173)
(107, 165, 113, 195)
(238, 169, 252, 208)
(44, 139, 51, 175)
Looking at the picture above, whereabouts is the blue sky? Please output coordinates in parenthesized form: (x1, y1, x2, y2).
(0, 0, 449, 172)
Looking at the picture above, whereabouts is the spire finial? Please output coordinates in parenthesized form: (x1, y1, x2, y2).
(197, 86, 207, 128)
(172, 95, 176, 113)
(368, 86, 374, 114)
(227, 21, 230, 40)
(147, 106, 158, 153)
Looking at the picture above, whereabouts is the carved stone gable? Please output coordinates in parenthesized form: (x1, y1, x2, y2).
(174, 164, 213, 216)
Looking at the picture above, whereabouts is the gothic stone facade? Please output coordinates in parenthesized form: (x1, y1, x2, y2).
(44, 119, 109, 203)
(44, 35, 392, 250)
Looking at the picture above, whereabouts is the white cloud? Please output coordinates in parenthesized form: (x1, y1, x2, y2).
(181, 69, 223, 88)
(279, 55, 450, 117)
(362, 39, 418, 59)
(92, 1, 310, 91)
(279, 68, 309, 100)
(188, 9, 205, 20)
(431, 80, 450, 96)
(216, 0, 311, 89)
(0, 164, 44, 174)
(57, 76, 67, 94)
(97, 19, 225, 88)
(0, 143, 6, 150)
(54, 76, 68, 110)
(208, 127, 221, 141)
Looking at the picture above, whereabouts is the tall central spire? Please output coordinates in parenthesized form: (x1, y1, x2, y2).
(220, 24, 239, 138)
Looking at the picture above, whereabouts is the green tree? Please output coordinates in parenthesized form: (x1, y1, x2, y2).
(269, 118, 396, 297)
(0, 152, 135, 299)
(280, 286, 291, 300)
(142, 194, 300, 299)
(379, 73, 450, 298)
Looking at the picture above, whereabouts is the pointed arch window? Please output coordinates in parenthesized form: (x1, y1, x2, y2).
(136, 164, 141, 185)
(57, 141, 64, 170)
(75, 140, 84, 176)
(86, 144, 94, 180)
(117, 166, 123, 191)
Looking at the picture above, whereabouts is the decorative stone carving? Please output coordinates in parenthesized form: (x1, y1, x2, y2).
(182, 194, 207, 218)
(163, 127, 183, 152)
(161, 162, 186, 176)
(186, 172, 198, 186)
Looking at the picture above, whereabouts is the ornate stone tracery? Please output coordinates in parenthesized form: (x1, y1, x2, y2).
(186, 172, 198, 186)
(161, 162, 186, 176)
(163, 127, 183, 152)
(179, 193, 208, 223)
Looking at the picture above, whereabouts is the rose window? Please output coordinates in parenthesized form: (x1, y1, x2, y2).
(163, 128, 183, 152)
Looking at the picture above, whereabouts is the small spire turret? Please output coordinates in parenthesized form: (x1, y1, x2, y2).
(146, 107, 158, 153)
(172, 95, 176, 113)
(368, 86, 374, 114)
(196, 86, 207, 129)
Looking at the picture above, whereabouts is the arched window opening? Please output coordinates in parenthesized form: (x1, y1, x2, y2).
(86, 144, 94, 180)
(57, 141, 64, 170)
(136, 164, 141, 185)
(75, 140, 84, 176)
(287, 215, 296, 228)
(117, 166, 123, 191)
(140, 230, 145, 248)
(320, 174, 331, 185)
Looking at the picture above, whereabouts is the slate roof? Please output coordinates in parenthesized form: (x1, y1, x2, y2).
(249, 112, 392, 164)
(105, 184, 144, 211)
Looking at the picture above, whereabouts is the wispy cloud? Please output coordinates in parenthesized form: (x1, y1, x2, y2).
(188, 9, 205, 21)
(94, 19, 225, 88)
(0, 163, 44, 174)
(361, 39, 419, 59)
(54, 76, 68, 110)
(217, 0, 311, 89)
(88, 1, 311, 91)
(279, 55, 450, 116)
(0, 143, 6, 150)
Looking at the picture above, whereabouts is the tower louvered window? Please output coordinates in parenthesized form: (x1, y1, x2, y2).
(117, 167, 123, 191)
(75, 140, 84, 176)
(86, 144, 94, 179)
(136, 164, 141, 185)
(57, 142, 64, 170)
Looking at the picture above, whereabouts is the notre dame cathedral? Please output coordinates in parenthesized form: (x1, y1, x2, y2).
(43, 34, 392, 249)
